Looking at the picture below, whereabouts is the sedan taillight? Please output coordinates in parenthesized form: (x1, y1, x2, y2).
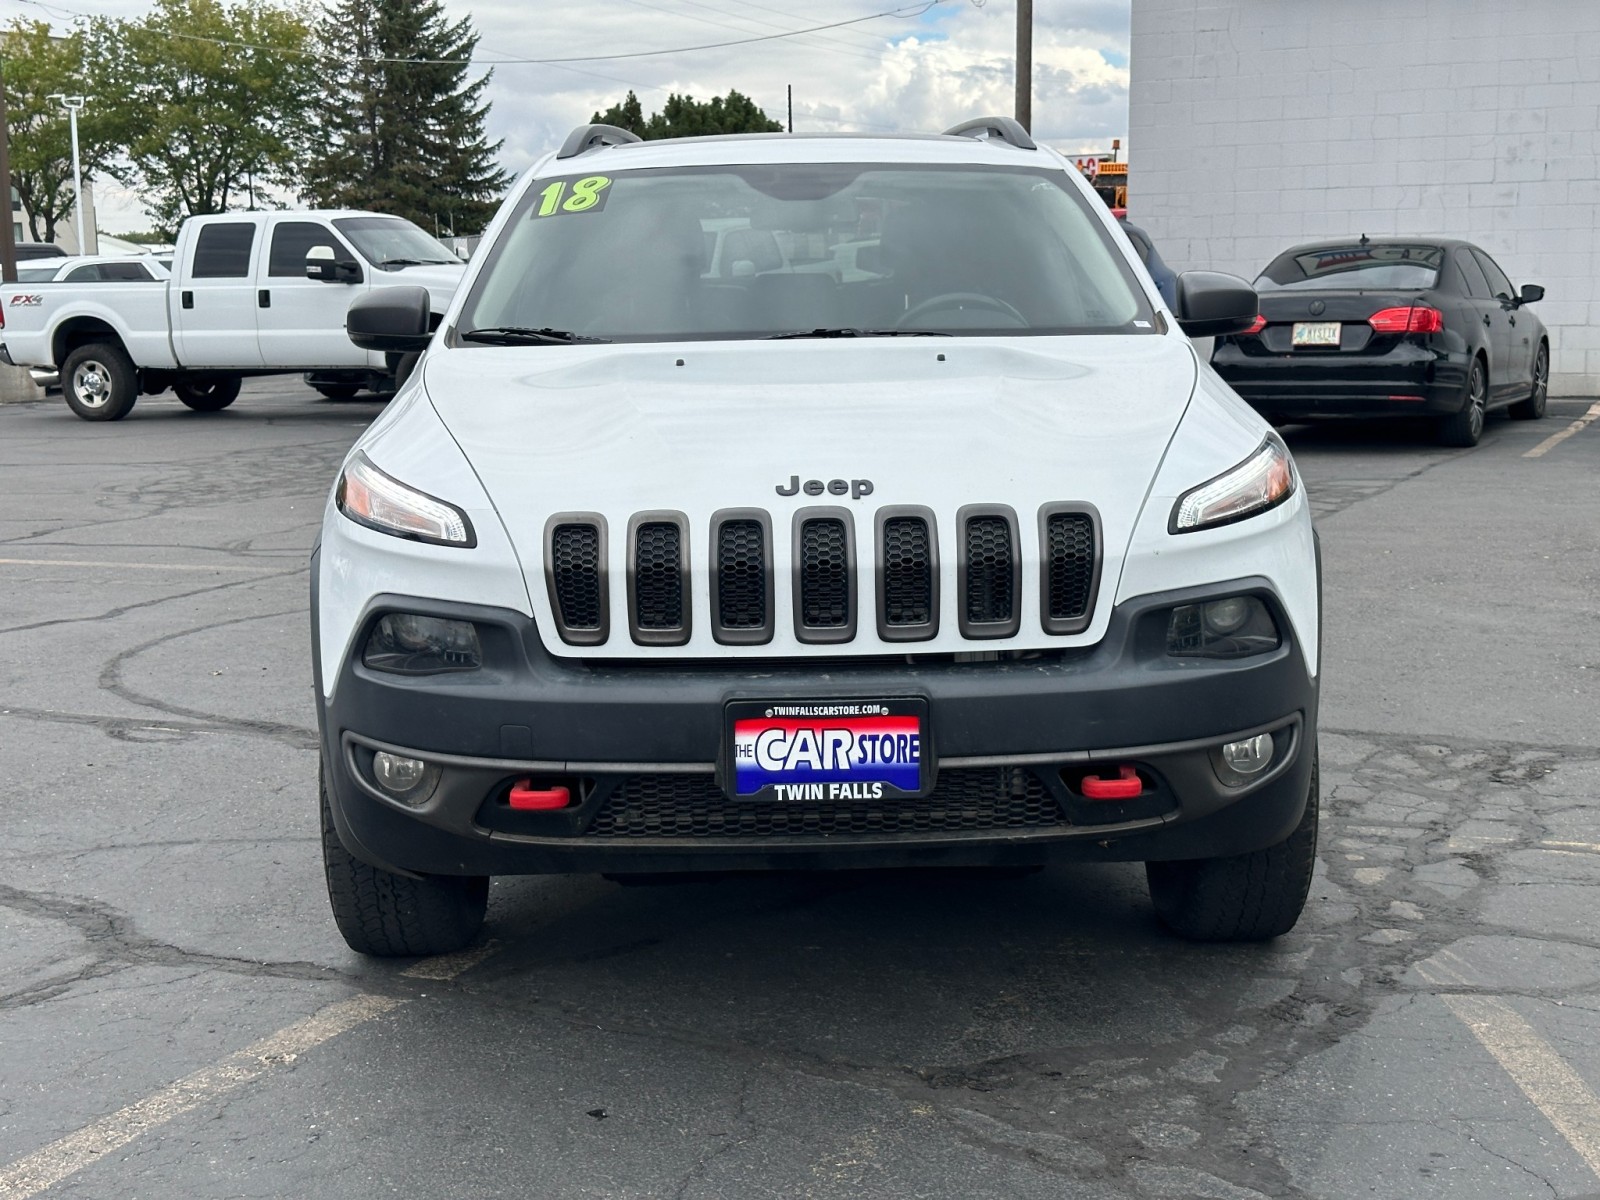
(1242, 314, 1267, 335)
(1369, 306, 1443, 334)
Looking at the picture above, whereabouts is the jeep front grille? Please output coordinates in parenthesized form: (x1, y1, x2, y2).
(959, 507, 1020, 638)
(1041, 508, 1099, 634)
(712, 512, 772, 644)
(545, 516, 607, 645)
(794, 512, 855, 643)
(628, 514, 689, 645)
(878, 508, 937, 641)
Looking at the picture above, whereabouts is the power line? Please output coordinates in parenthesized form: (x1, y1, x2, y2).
(615, 0, 889, 66)
(3, 0, 948, 66)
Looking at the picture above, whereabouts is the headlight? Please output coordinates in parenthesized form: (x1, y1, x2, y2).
(1167, 596, 1280, 658)
(363, 613, 482, 674)
(1170, 437, 1296, 533)
(336, 451, 476, 547)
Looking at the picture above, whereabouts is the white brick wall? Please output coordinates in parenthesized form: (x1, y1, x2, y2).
(1130, 0, 1600, 394)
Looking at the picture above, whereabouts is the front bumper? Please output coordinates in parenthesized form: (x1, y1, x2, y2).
(1212, 340, 1468, 418)
(315, 571, 1319, 877)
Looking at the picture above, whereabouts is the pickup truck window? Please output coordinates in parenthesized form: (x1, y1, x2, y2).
(269, 222, 345, 276)
(65, 264, 104, 283)
(460, 163, 1154, 342)
(192, 223, 257, 278)
(100, 261, 155, 282)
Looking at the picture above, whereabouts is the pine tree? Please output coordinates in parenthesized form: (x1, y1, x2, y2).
(592, 90, 783, 140)
(304, 0, 510, 234)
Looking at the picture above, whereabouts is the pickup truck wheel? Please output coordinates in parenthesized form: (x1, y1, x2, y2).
(174, 376, 242, 412)
(313, 383, 361, 400)
(320, 763, 488, 957)
(1145, 752, 1318, 942)
(61, 343, 138, 422)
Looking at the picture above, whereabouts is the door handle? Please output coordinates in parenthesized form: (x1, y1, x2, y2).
(1508, 314, 1516, 326)
(258, 289, 271, 308)
(1482, 314, 1490, 327)
(181, 290, 194, 309)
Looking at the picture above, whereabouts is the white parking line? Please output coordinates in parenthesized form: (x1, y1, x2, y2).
(0, 558, 291, 574)
(1443, 993, 1600, 1180)
(1524, 401, 1600, 459)
(0, 994, 402, 1199)
(0, 941, 499, 1197)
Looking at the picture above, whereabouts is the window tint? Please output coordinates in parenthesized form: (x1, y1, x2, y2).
(15, 265, 56, 282)
(191, 222, 256, 278)
(1472, 249, 1515, 300)
(99, 261, 153, 282)
(1455, 251, 1492, 299)
(1256, 243, 1442, 291)
(269, 221, 344, 277)
(64, 264, 104, 283)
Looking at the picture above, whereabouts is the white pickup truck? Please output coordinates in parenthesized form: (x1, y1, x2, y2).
(0, 209, 465, 421)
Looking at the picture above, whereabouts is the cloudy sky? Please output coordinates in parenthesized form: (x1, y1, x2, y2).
(54, 0, 1132, 232)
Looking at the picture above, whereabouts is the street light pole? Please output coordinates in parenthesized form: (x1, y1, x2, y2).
(1015, 0, 1033, 133)
(47, 94, 86, 253)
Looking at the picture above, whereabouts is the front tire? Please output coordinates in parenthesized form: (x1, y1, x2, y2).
(1438, 358, 1487, 447)
(320, 764, 488, 957)
(1509, 343, 1548, 420)
(1146, 753, 1319, 942)
(174, 375, 242, 412)
(61, 342, 138, 422)
(313, 383, 361, 400)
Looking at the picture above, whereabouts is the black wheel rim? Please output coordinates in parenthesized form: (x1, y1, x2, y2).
(1469, 366, 1485, 439)
(1534, 350, 1548, 409)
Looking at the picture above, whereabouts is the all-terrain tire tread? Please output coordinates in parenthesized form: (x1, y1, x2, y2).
(1146, 756, 1319, 942)
(320, 770, 487, 957)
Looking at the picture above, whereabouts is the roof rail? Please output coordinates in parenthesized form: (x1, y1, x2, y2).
(556, 124, 644, 160)
(942, 116, 1036, 152)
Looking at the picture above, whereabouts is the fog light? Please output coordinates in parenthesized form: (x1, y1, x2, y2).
(372, 751, 438, 806)
(1222, 733, 1274, 776)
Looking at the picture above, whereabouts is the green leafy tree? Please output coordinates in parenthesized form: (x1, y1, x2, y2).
(302, 0, 509, 235)
(591, 89, 783, 140)
(84, 0, 318, 236)
(0, 21, 119, 243)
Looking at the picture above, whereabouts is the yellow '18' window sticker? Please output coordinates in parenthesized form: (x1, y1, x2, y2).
(531, 176, 613, 218)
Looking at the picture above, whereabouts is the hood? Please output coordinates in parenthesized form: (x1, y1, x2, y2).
(375, 261, 465, 309)
(422, 336, 1197, 659)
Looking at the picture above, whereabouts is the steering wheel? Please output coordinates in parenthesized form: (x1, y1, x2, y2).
(896, 292, 1029, 330)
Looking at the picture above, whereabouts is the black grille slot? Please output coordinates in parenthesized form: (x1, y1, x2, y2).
(883, 516, 933, 627)
(797, 516, 852, 636)
(962, 512, 1017, 633)
(1044, 511, 1096, 629)
(717, 519, 766, 630)
(633, 521, 684, 631)
(549, 521, 604, 639)
(585, 768, 1064, 838)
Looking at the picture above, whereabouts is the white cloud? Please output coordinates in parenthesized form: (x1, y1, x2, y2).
(85, 0, 1132, 231)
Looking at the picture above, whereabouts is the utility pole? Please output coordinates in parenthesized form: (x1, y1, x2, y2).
(0, 54, 16, 283)
(787, 84, 793, 134)
(1015, 0, 1033, 133)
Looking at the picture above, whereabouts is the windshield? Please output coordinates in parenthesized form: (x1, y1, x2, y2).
(331, 217, 460, 269)
(1257, 243, 1442, 291)
(458, 163, 1154, 342)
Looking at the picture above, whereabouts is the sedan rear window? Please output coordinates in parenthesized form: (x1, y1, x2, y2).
(459, 163, 1155, 342)
(1256, 243, 1442, 291)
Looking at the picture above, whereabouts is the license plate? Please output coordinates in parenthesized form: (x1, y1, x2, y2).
(725, 698, 930, 801)
(1292, 321, 1341, 347)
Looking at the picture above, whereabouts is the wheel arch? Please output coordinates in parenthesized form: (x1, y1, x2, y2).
(52, 317, 127, 367)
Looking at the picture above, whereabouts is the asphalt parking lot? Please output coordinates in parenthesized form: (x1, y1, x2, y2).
(1, 381, 1598, 1199)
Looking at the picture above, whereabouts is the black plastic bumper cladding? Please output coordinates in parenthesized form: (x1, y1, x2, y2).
(315, 571, 1319, 878)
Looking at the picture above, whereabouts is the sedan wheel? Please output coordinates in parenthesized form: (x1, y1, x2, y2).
(1439, 359, 1486, 448)
(1509, 344, 1548, 420)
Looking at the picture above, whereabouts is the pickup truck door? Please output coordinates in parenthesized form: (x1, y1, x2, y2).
(172, 219, 267, 368)
(255, 218, 372, 368)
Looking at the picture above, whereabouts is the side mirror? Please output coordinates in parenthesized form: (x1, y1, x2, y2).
(1518, 283, 1544, 305)
(347, 285, 432, 353)
(306, 245, 363, 284)
(1173, 271, 1260, 337)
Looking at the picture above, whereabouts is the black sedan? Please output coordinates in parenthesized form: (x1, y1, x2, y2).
(1211, 238, 1548, 446)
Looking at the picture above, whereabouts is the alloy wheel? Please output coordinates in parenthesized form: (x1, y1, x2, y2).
(71, 361, 111, 410)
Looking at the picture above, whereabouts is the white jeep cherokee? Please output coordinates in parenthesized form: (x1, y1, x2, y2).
(312, 117, 1321, 957)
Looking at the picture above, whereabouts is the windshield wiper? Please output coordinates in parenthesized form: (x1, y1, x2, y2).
(376, 257, 458, 268)
(765, 327, 954, 339)
(460, 326, 612, 345)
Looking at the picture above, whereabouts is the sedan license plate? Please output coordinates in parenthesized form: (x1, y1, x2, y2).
(1292, 321, 1342, 347)
(726, 698, 930, 801)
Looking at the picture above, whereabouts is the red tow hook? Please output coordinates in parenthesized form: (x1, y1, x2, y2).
(1081, 764, 1142, 800)
(508, 780, 572, 810)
